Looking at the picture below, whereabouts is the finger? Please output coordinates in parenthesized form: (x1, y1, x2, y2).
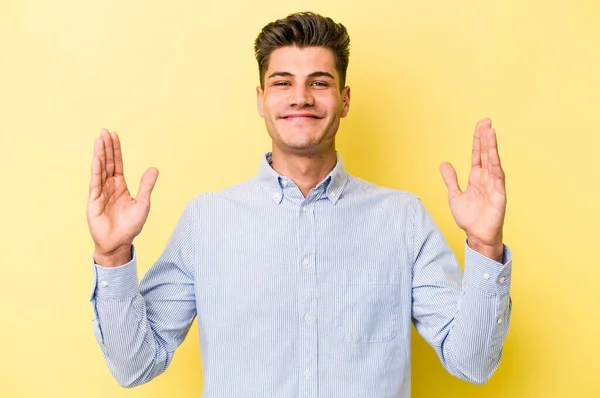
(111, 131, 124, 175)
(486, 128, 506, 190)
(440, 162, 462, 200)
(95, 133, 107, 185)
(89, 155, 102, 201)
(480, 119, 491, 171)
(471, 120, 482, 167)
(102, 129, 115, 178)
(135, 167, 159, 206)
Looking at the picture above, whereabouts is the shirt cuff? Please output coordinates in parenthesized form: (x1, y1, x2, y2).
(462, 241, 512, 295)
(90, 246, 139, 300)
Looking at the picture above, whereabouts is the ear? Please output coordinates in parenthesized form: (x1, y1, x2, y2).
(340, 86, 351, 118)
(256, 86, 265, 117)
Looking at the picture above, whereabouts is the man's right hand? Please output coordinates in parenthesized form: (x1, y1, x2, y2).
(87, 128, 159, 267)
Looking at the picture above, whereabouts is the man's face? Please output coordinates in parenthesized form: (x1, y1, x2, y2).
(257, 46, 350, 156)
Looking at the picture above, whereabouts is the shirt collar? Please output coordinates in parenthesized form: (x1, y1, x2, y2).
(256, 152, 349, 204)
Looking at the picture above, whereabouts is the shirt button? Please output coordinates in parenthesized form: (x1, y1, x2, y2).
(302, 206, 308, 213)
(302, 258, 310, 266)
(304, 314, 311, 323)
(499, 276, 506, 283)
(329, 193, 335, 199)
(483, 273, 490, 280)
(497, 318, 503, 324)
(304, 368, 310, 379)
(273, 193, 281, 200)
(100, 280, 108, 288)
(282, 180, 288, 187)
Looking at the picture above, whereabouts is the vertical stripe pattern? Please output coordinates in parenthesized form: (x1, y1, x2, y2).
(90, 152, 513, 397)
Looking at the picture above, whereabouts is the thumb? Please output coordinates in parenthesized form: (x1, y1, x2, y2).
(136, 167, 159, 206)
(439, 162, 462, 200)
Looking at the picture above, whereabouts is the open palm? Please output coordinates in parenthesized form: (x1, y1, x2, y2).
(86, 129, 159, 256)
(440, 119, 506, 256)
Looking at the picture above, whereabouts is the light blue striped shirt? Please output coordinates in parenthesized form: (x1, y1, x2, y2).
(90, 152, 512, 397)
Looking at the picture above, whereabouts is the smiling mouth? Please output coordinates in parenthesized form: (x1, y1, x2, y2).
(280, 115, 321, 120)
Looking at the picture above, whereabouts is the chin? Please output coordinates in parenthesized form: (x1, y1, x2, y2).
(272, 136, 320, 152)
(278, 134, 320, 149)
(282, 141, 319, 151)
(268, 125, 331, 153)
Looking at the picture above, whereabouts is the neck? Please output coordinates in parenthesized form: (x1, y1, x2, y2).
(270, 146, 337, 197)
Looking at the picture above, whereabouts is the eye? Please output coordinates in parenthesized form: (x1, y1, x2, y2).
(273, 81, 291, 86)
(311, 81, 328, 87)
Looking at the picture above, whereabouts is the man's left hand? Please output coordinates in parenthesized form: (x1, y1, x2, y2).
(440, 118, 506, 262)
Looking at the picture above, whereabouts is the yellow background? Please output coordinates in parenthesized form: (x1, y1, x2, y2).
(1, 0, 599, 396)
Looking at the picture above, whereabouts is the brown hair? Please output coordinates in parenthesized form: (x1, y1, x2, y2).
(254, 12, 351, 90)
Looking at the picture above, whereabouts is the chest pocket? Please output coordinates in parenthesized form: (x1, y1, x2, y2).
(324, 268, 400, 343)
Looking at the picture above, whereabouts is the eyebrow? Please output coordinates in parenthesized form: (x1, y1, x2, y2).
(267, 71, 336, 80)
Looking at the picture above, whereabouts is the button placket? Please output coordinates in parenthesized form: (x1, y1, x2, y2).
(297, 197, 317, 396)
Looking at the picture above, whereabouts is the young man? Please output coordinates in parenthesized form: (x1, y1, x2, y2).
(88, 11, 512, 397)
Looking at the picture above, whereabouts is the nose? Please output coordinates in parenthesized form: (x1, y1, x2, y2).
(289, 84, 314, 107)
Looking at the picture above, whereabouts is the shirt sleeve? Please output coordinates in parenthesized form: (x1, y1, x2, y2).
(89, 201, 198, 388)
(410, 197, 512, 384)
